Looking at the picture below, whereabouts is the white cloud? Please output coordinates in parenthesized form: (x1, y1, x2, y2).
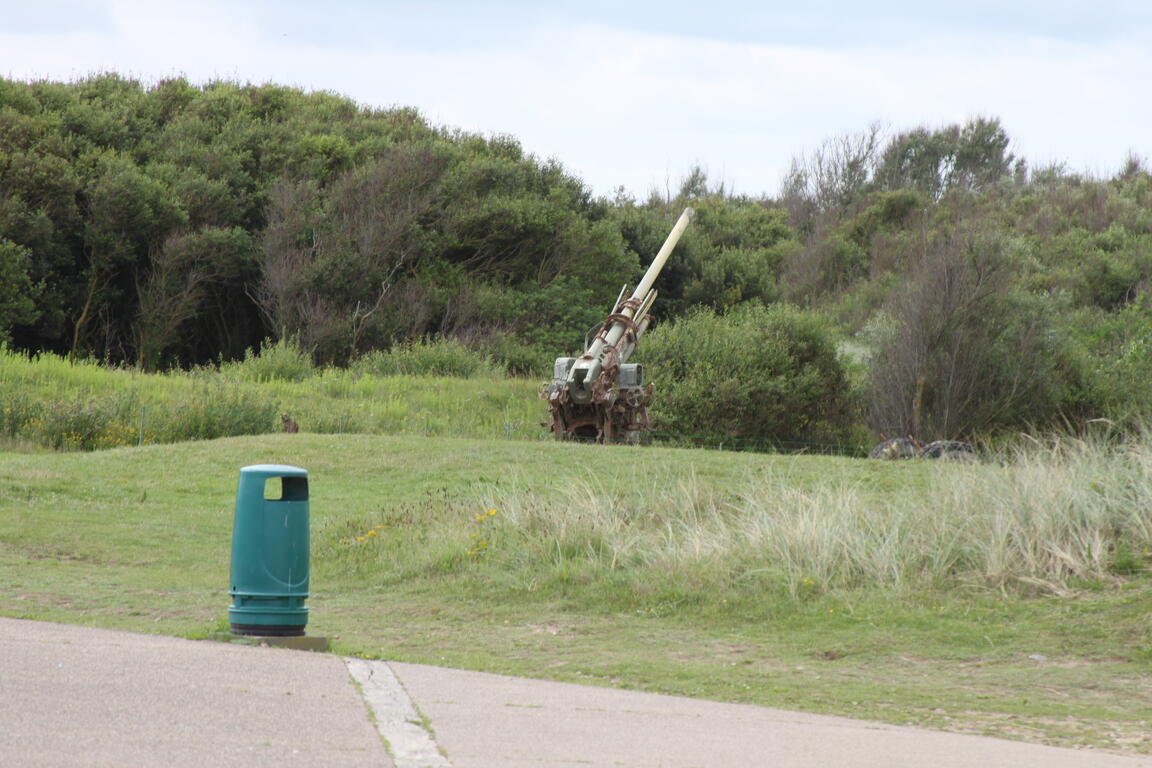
(2, 3, 1149, 197)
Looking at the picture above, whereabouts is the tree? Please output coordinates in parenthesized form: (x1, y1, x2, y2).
(0, 110, 85, 350)
(252, 177, 322, 346)
(780, 122, 884, 228)
(875, 117, 1017, 201)
(866, 222, 1081, 439)
(0, 239, 38, 343)
(134, 227, 253, 370)
(73, 152, 186, 360)
(254, 145, 450, 362)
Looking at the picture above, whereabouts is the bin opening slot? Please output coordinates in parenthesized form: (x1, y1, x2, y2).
(264, 476, 308, 501)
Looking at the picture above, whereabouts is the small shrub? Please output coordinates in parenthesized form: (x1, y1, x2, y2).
(1109, 541, 1146, 575)
(146, 383, 280, 442)
(477, 331, 548, 377)
(222, 337, 315, 383)
(351, 338, 505, 378)
(20, 390, 139, 451)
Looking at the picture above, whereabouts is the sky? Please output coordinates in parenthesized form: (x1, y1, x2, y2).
(2, 0, 1150, 198)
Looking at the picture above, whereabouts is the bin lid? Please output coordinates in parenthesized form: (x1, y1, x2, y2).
(240, 464, 308, 477)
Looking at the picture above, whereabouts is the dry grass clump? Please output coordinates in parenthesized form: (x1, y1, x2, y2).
(468, 437, 1151, 600)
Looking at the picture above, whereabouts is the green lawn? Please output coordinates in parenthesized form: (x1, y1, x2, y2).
(1, 433, 1150, 755)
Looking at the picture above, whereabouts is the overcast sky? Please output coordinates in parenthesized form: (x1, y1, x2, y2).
(3, 0, 1150, 198)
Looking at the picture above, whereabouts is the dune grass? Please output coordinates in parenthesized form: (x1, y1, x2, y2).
(1, 432, 1150, 754)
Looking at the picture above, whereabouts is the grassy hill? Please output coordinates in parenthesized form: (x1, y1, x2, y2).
(1, 432, 1149, 755)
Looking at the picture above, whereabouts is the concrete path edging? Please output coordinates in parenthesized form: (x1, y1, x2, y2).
(346, 657, 451, 768)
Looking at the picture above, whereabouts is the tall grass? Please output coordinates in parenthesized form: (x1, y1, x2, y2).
(0, 344, 544, 450)
(350, 338, 506, 378)
(219, 337, 315, 383)
(322, 436, 1152, 604)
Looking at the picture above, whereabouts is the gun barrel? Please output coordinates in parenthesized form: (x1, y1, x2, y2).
(564, 207, 693, 403)
(631, 207, 694, 303)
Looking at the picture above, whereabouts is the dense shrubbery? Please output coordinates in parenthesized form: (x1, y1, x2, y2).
(1069, 301, 1152, 426)
(780, 119, 1152, 442)
(862, 224, 1097, 438)
(637, 304, 860, 446)
(0, 75, 631, 370)
(3, 75, 1152, 446)
(0, 371, 280, 451)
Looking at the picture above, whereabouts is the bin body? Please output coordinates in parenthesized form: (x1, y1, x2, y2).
(228, 464, 310, 636)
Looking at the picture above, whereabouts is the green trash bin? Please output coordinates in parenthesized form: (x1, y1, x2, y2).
(228, 464, 310, 636)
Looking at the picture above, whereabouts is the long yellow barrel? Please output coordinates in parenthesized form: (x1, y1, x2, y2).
(565, 207, 694, 403)
(631, 207, 694, 303)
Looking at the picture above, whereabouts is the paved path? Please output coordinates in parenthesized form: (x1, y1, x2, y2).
(0, 618, 389, 767)
(2, 617, 1150, 768)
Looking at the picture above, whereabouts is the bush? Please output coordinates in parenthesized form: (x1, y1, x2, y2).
(145, 383, 280, 443)
(350, 337, 505, 378)
(635, 304, 861, 447)
(865, 225, 1094, 440)
(19, 391, 139, 450)
(476, 331, 549, 378)
(221, 337, 315, 383)
(1069, 302, 1152, 426)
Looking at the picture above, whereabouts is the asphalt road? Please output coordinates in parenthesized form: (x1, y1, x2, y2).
(2, 617, 1149, 768)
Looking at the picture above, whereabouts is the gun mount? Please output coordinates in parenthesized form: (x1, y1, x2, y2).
(545, 207, 694, 442)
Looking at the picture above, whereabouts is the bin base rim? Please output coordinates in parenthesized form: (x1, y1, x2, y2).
(229, 623, 306, 637)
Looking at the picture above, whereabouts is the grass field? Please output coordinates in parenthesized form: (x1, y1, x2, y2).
(1, 432, 1150, 755)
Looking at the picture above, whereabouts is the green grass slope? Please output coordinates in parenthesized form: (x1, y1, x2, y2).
(1, 433, 1150, 754)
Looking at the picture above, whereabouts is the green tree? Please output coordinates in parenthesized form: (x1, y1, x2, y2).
(73, 152, 186, 359)
(0, 238, 38, 342)
(134, 227, 254, 370)
(876, 117, 1017, 200)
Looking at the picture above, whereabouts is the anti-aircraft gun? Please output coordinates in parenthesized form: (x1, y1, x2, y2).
(545, 207, 694, 442)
